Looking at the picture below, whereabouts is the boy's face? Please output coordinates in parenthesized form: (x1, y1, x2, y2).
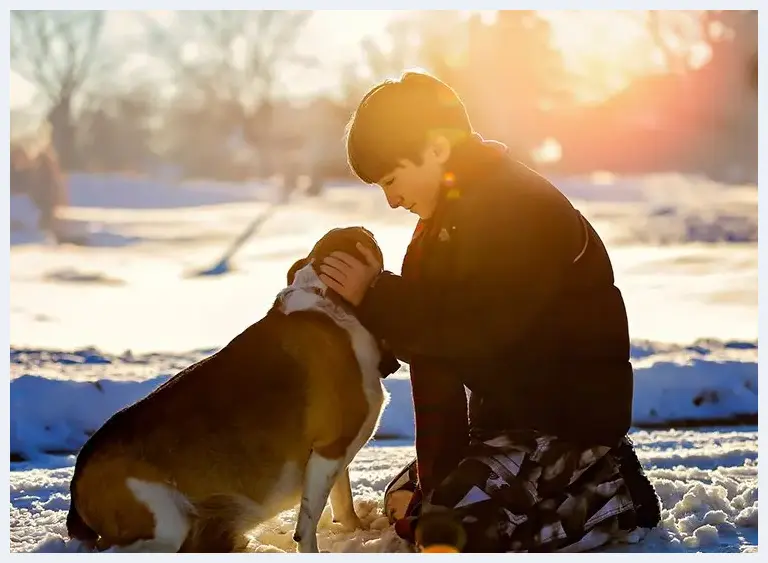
(376, 136, 451, 220)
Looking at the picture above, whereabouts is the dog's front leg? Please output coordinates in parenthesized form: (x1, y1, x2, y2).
(330, 467, 363, 531)
(294, 452, 343, 553)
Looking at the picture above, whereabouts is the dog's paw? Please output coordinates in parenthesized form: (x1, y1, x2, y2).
(334, 515, 364, 531)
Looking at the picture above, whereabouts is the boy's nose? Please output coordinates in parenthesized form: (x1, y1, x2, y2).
(385, 192, 403, 209)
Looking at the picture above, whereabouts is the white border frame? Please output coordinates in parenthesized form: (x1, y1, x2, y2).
(3, 1, 762, 560)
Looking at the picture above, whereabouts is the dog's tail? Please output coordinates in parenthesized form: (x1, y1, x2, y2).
(182, 494, 265, 552)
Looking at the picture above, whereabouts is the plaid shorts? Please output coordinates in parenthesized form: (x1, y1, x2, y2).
(385, 431, 638, 553)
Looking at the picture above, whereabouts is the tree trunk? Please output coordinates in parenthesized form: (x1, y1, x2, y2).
(47, 96, 77, 171)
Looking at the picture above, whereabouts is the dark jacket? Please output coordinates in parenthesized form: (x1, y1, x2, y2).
(357, 136, 634, 491)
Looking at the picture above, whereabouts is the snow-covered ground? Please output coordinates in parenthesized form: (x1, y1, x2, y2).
(10, 427, 760, 554)
(8, 341, 758, 461)
(8, 172, 758, 553)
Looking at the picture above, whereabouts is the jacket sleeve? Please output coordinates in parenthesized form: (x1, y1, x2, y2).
(356, 173, 581, 359)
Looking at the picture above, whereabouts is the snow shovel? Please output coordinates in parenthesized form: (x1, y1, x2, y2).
(191, 204, 279, 277)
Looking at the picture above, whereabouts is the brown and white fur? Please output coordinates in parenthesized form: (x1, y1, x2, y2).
(66, 226, 397, 553)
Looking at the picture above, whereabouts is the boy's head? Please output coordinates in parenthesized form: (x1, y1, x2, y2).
(345, 70, 472, 219)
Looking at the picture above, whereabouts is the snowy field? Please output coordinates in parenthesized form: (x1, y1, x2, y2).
(8, 172, 758, 552)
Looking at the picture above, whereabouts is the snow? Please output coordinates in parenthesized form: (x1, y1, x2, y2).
(11, 429, 758, 553)
(8, 171, 758, 553)
(9, 340, 757, 461)
(554, 173, 758, 245)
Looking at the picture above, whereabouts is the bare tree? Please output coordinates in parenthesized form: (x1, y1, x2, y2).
(77, 86, 158, 173)
(143, 11, 313, 124)
(338, 11, 467, 113)
(10, 11, 107, 169)
(142, 10, 314, 178)
(360, 15, 424, 80)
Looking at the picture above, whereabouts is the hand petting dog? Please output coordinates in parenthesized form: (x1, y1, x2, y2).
(319, 242, 382, 306)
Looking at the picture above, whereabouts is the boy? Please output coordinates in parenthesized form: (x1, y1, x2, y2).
(319, 71, 660, 552)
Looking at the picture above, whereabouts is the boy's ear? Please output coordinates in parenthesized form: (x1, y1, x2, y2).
(430, 135, 452, 165)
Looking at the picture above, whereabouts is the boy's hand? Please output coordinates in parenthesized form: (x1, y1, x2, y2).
(319, 242, 382, 306)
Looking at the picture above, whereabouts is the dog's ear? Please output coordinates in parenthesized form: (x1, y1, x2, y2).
(353, 227, 383, 267)
(287, 257, 311, 285)
(358, 227, 378, 249)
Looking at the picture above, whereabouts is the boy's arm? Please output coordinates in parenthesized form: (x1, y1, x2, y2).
(410, 362, 468, 494)
(357, 174, 581, 359)
(381, 334, 414, 365)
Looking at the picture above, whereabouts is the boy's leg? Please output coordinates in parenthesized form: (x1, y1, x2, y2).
(612, 436, 661, 529)
(419, 432, 638, 553)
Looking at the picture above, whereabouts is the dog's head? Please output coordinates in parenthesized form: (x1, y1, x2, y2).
(286, 226, 383, 293)
(277, 226, 399, 378)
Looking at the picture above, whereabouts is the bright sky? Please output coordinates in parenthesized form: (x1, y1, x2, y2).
(9, 10, 688, 112)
